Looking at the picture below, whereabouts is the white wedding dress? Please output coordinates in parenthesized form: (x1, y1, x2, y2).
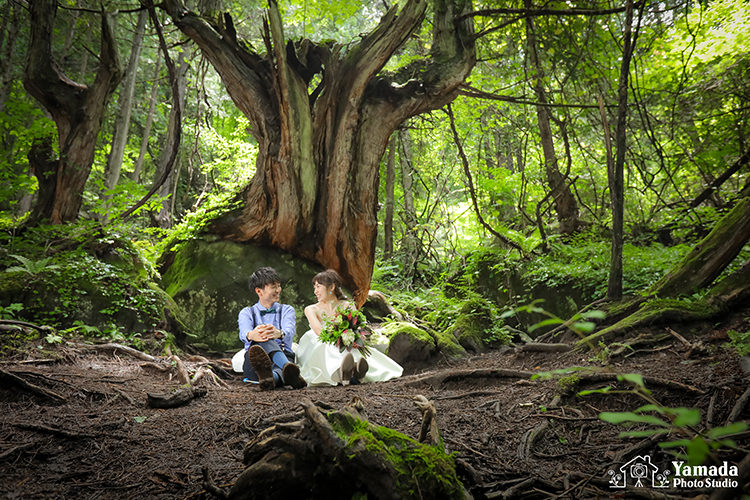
(296, 330, 403, 386)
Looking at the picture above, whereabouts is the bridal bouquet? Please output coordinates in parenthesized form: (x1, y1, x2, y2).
(318, 305, 373, 357)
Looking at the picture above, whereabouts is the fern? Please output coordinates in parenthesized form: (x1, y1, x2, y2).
(4, 255, 60, 275)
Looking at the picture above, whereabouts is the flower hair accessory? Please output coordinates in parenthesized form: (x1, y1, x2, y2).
(318, 305, 373, 357)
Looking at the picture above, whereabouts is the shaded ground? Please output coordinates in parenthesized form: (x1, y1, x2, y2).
(1, 320, 749, 500)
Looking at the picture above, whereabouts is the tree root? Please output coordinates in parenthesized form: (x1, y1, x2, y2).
(204, 397, 472, 500)
(70, 342, 157, 362)
(0, 369, 67, 402)
(406, 368, 534, 389)
(517, 343, 572, 353)
(146, 386, 207, 409)
(517, 396, 561, 460)
(414, 395, 441, 447)
(727, 385, 750, 424)
(573, 373, 704, 396)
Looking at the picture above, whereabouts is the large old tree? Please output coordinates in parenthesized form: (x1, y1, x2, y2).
(24, 0, 123, 224)
(161, 0, 475, 304)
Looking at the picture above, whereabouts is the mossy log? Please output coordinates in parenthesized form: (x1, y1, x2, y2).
(577, 258, 750, 349)
(648, 197, 750, 298)
(205, 397, 471, 500)
(597, 198, 750, 324)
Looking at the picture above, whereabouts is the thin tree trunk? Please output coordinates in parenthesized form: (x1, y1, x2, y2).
(0, 0, 20, 113)
(151, 50, 188, 229)
(384, 133, 396, 260)
(59, 5, 80, 66)
(132, 53, 161, 183)
(104, 9, 148, 204)
(78, 18, 92, 82)
(524, 0, 579, 235)
(399, 128, 419, 276)
(608, 0, 639, 301)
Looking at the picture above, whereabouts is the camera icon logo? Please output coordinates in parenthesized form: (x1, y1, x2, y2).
(608, 455, 669, 489)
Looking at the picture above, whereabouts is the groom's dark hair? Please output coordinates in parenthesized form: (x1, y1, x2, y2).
(248, 267, 281, 291)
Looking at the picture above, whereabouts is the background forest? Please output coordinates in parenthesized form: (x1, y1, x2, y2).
(1, 0, 750, 352)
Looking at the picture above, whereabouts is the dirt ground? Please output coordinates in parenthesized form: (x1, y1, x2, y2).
(1, 320, 749, 500)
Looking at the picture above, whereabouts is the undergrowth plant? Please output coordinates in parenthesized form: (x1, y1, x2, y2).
(4, 255, 60, 276)
(501, 299, 605, 350)
(578, 372, 748, 465)
(724, 328, 750, 356)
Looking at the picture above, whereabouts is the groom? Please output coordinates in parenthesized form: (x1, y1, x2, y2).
(238, 267, 306, 390)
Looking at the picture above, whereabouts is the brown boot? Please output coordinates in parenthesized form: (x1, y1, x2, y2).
(282, 363, 307, 389)
(248, 346, 275, 391)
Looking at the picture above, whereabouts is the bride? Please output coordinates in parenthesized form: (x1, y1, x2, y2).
(297, 270, 403, 386)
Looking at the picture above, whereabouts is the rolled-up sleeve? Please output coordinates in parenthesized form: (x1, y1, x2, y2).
(238, 307, 255, 349)
(279, 304, 296, 351)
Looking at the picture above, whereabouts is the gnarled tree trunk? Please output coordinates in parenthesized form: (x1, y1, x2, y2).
(23, 0, 123, 224)
(161, 0, 475, 304)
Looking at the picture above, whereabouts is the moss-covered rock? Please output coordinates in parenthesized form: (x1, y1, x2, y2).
(382, 321, 438, 368)
(433, 328, 467, 359)
(445, 297, 511, 353)
(159, 237, 322, 352)
(382, 321, 466, 370)
(0, 234, 187, 342)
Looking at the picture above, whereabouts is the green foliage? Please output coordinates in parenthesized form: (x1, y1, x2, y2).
(158, 192, 243, 255)
(0, 222, 167, 332)
(0, 303, 23, 320)
(578, 372, 749, 465)
(502, 299, 605, 349)
(524, 237, 693, 302)
(4, 255, 60, 276)
(723, 328, 750, 356)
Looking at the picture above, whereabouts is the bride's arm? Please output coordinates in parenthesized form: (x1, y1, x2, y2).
(304, 305, 323, 336)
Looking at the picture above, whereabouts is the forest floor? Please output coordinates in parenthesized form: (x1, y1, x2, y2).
(1, 314, 749, 500)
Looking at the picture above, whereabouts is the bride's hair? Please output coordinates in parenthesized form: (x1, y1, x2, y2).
(313, 269, 346, 300)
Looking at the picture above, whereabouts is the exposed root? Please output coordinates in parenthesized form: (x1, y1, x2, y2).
(146, 386, 208, 409)
(727, 385, 750, 424)
(406, 368, 535, 389)
(0, 369, 67, 402)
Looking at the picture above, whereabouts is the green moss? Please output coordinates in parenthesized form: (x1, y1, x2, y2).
(557, 374, 581, 395)
(445, 296, 511, 352)
(576, 298, 716, 348)
(381, 322, 433, 344)
(327, 411, 465, 500)
(432, 329, 466, 358)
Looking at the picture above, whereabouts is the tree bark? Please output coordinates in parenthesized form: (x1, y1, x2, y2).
(399, 128, 419, 276)
(104, 8, 148, 204)
(607, 0, 636, 301)
(151, 51, 189, 229)
(161, 0, 475, 305)
(524, 0, 580, 235)
(23, 0, 123, 224)
(131, 53, 161, 183)
(384, 133, 397, 260)
(648, 197, 750, 298)
(0, 0, 20, 113)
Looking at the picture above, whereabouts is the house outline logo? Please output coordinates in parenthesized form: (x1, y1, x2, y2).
(608, 455, 671, 488)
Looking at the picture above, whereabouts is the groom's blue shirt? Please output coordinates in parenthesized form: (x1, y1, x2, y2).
(238, 301, 296, 353)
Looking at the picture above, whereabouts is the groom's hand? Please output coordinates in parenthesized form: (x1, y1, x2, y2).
(248, 324, 275, 342)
